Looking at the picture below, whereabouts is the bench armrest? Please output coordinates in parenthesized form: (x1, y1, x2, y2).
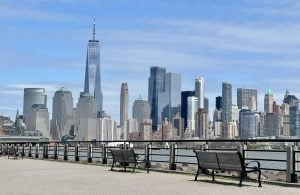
(134, 154, 140, 160)
(245, 160, 260, 169)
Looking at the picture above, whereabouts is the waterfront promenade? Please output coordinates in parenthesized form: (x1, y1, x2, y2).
(0, 157, 299, 195)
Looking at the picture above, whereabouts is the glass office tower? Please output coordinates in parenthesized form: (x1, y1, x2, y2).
(84, 18, 103, 116)
(148, 66, 166, 130)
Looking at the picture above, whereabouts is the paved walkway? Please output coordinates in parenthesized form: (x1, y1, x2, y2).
(0, 157, 299, 195)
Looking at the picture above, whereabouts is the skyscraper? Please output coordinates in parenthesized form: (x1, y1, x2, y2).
(264, 87, 273, 113)
(264, 113, 280, 137)
(50, 87, 74, 140)
(83, 18, 103, 116)
(290, 101, 300, 137)
(195, 108, 209, 139)
(23, 88, 47, 123)
(26, 104, 49, 136)
(120, 83, 128, 139)
(222, 82, 232, 123)
(204, 97, 209, 114)
(216, 96, 222, 110)
(187, 96, 198, 131)
(237, 88, 257, 110)
(132, 95, 150, 120)
(158, 73, 181, 122)
(76, 93, 97, 141)
(239, 109, 256, 138)
(148, 66, 166, 130)
(195, 77, 204, 109)
(181, 91, 195, 129)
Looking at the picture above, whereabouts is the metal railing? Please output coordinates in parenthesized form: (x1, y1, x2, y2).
(0, 139, 299, 183)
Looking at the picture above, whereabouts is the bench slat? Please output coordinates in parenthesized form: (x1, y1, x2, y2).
(195, 151, 219, 169)
(217, 152, 243, 171)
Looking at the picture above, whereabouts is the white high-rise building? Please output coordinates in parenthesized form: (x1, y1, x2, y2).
(120, 83, 128, 139)
(232, 105, 240, 122)
(97, 117, 117, 141)
(127, 118, 139, 134)
(26, 104, 50, 136)
(195, 77, 204, 109)
(187, 96, 198, 131)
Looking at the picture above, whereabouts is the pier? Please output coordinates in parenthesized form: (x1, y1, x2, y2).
(0, 139, 300, 194)
(0, 157, 299, 195)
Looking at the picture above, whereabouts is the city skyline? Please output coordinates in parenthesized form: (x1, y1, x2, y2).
(1, 1, 300, 121)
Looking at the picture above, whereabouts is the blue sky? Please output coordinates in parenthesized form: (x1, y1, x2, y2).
(1, 0, 300, 121)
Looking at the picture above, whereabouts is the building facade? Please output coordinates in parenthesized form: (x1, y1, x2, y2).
(239, 109, 256, 138)
(132, 96, 151, 120)
(195, 77, 204, 109)
(76, 93, 97, 141)
(237, 88, 257, 110)
(50, 87, 74, 140)
(181, 91, 195, 130)
(26, 104, 50, 137)
(290, 101, 300, 137)
(120, 83, 128, 139)
(222, 82, 232, 123)
(195, 108, 209, 139)
(264, 87, 273, 113)
(158, 72, 181, 122)
(187, 96, 198, 131)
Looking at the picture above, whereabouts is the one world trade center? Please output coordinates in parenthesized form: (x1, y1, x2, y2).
(83, 18, 103, 117)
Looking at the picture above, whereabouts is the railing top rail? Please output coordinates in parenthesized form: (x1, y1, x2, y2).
(0, 138, 300, 145)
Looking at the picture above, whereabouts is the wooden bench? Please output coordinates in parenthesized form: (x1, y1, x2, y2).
(110, 149, 149, 173)
(194, 151, 261, 187)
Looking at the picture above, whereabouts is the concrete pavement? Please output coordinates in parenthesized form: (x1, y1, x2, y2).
(0, 157, 299, 195)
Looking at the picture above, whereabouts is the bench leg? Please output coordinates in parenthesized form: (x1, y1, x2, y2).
(239, 171, 245, 187)
(133, 162, 136, 172)
(258, 170, 262, 187)
(195, 166, 200, 181)
(146, 161, 150, 174)
(212, 169, 215, 181)
(111, 161, 115, 171)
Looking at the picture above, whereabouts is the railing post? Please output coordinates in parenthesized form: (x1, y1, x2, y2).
(64, 143, 68, 161)
(145, 143, 151, 171)
(287, 145, 297, 183)
(16, 144, 19, 155)
(75, 143, 80, 162)
(28, 144, 32, 157)
(54, 143, 58, 160)
(87, 144, 92, 163)
(6, 144, 9, 155)
(35, 144, 39, 158)
(43, 144, 48, 159)
(22, 144, 25, 158)
(102, 143, 107, 164)
(169, 143, 177, 170)
(202, 143, 208, 151)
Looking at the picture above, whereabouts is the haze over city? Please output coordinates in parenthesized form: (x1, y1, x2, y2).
(1, 0, 300, 121)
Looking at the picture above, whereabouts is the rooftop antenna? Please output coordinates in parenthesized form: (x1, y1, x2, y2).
(93, 16, 96, 40)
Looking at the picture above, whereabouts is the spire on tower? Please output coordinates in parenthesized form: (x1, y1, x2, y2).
(93, 16, 96, 40)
